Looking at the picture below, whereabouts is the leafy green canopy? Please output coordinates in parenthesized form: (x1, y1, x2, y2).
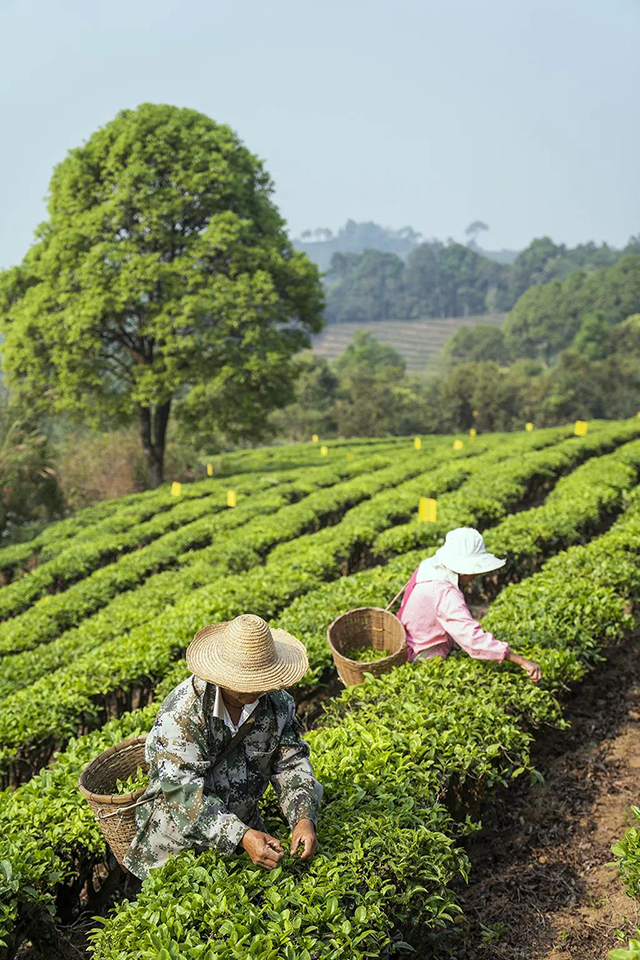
(503, 254, 640, 361)
(0, 103, 324, 483)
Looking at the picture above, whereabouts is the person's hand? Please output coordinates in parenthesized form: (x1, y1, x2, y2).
(241, 829, 284, 870)
(291, 819, 318, 862)
(520, 657, 542, 684)
(505, 650, 542, 684)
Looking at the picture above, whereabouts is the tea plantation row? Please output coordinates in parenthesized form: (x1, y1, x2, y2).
(1, 421, 640, 954)
(0, 424, 619, 786)
(85, 485, 640, 958)
(0, 437, 416, 579)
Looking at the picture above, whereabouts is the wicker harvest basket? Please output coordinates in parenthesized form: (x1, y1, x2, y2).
(77, 734, 151, 868)
(327, 606, 406, 686)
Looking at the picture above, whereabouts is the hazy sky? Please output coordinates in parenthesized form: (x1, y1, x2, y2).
(1, 0, 638, 269)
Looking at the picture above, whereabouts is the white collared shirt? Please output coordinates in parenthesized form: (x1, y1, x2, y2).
(213, 686, 262, 733)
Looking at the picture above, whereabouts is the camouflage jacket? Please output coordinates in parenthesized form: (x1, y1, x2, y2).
(123, 675, 323, 880)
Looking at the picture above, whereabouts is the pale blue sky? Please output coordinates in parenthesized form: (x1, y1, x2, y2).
(1, 0, 638, 269)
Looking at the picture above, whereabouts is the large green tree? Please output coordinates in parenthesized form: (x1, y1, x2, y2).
(0, 103, 324, 487)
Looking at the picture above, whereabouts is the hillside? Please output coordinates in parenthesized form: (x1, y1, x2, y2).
(312, 313, 506, 374)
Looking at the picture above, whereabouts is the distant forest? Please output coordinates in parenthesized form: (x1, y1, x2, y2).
(293, 220, 640, 323)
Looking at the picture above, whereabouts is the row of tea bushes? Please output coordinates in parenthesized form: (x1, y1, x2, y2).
(0, 427, 621, 784)
(0, 434, 420, 581)
(0, 453, 482, 783)
(372, 420, 640, 560)
(0, 458, 410, 620)
(482, 437, 640, 586)
(607, 786, 640, 953)
(87, 489, 640, 959)
(0, 429, 625, 950)
(0, 452, 416, 657)
(0, 450, 475, 698)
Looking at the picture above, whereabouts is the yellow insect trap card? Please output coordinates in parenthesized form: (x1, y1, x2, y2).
(418, 497, 438, 523)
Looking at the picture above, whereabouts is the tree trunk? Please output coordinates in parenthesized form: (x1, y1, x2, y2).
(140, 401, 171, 489)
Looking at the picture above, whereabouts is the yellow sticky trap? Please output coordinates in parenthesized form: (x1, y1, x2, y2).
(453, 440, 464, 451)
(414, 437, 422, 450)
(469, 428, 477, 441)
(320, 445, 329, 456)
(574, 420, 588, 437)
(346, 452, 354, 461)
(171, 482, 182, 497)
(226, 490, 237, 508)
(418, 497, 438, 523)
(525, 422, 534, 433)
(206, 463, 213, 477)
(472, 409, 479, 418)
(312, 434, 319, 443)
(637, 412, 640, 419)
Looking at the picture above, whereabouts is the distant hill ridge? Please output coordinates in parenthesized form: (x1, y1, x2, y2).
(312, 313, 505, 374)
(292, 219, 520, 272)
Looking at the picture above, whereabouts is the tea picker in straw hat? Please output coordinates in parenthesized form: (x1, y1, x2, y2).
(123, 614, 323, 880)
(394, 528, 542, 683)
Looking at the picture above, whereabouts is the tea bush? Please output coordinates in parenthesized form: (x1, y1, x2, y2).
(0, 430, 586, 783)
(87, 491, 640, 958)
(1, 421, 639, 955)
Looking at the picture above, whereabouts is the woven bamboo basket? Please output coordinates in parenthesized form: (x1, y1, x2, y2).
(327, 606, 406, 686)
(77, 734, 151, 868)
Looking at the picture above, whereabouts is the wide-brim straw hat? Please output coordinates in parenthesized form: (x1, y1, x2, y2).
(186, 614, 309, 693)
(434, 526, 506, 576)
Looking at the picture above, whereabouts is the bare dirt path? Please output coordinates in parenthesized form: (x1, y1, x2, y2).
(432, 636, 640, 960)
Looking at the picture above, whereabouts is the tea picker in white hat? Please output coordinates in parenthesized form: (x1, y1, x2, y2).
(396, 528, 542, 683)
(123, 614, 323, 881)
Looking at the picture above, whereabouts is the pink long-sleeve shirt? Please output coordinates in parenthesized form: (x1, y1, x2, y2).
(398, 572, 510, 663)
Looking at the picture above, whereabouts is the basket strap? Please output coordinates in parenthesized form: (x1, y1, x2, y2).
(98, 794, 156, 819)
(212, 712, 257, 770)
(385, 578, 411, 612)
(98, 714, 257, 821)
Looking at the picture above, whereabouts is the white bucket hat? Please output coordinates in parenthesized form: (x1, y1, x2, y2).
(434, 527, 505, 576)
(186, 614, 309, 693)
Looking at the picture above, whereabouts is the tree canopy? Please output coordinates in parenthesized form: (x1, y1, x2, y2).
(503, 254, 640, 361)
(320, 234, 639, 326)
(0, 103, 324, 486)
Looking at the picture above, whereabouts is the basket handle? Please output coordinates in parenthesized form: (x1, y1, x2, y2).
(385, 578, 411, 613)
(98, 794, 156, 819)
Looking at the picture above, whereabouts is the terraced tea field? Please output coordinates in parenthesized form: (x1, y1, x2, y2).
(2, 422, 640, 959)
(311, 313, 506, 373)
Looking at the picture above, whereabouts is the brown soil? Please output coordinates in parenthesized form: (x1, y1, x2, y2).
(431, 636, 640, 960)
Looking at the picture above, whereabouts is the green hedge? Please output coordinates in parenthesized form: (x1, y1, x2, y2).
(0, 454, 477, 783)
(0, 436, 415, 579)
(86, 489, 640, 958)
(0, 447, 472, 698)
(0, 452, 410, 657)
(0, 425, 632, 953)
(0, 427, 624, 783)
